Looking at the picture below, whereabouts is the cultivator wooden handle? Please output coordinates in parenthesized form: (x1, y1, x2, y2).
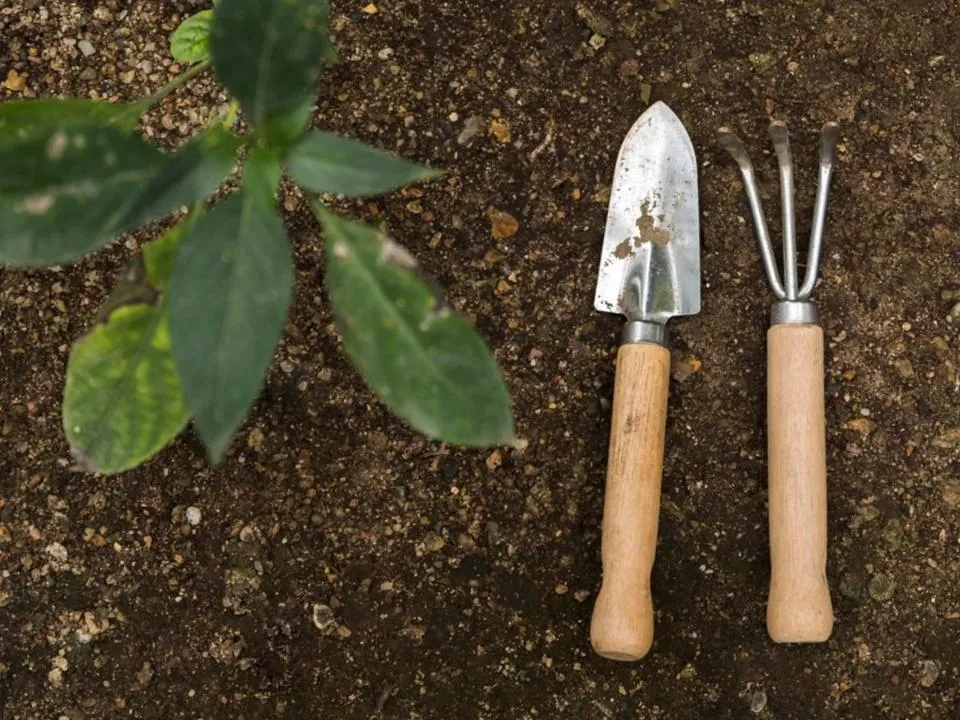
(590, 342, 670, 661)
(766, 324, 833, 643)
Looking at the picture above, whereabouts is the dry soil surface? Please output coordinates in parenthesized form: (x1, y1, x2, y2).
(1, 0, 960, 718)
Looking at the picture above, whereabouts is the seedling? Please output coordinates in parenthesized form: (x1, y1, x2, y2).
(0, 0, 514, 473)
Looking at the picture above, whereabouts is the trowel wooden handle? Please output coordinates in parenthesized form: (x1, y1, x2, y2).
(590, 342, 670, 661)
(766, 324, 833, 643)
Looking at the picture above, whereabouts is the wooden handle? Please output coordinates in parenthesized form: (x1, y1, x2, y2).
(590, 342, 670, 661)
(766, 324, 833, 643)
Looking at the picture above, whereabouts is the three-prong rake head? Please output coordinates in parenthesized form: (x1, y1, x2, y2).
(718, 121, 839, 324)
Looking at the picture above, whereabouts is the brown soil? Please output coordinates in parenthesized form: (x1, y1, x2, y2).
(2, 0, 960, 718)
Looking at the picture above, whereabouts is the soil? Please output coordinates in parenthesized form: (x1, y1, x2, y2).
(1, 0, 959, 718)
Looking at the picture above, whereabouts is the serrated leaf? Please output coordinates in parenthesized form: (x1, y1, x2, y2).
(63, 247, 189, 475)
(122, 127, 242, 229)
(0, 98, 146, 146)
(168, 185, 293, 461)
(288, 131, 439, 197)
(170, 10, 214, 64)
(0, 125, 165, 267)
(318, 207, 514, 446)
(211, 0, 330, 128)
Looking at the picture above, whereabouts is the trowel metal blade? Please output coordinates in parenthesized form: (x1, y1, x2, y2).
(594, 101, 701, 323)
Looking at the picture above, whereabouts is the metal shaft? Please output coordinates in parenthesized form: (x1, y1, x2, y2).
(769, 122, 797, 300)
(798, 123, 840, 299)
(718, 128, 787, 301)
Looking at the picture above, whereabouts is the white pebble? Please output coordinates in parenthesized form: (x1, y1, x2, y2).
(78, 40, 95, 57)
(186, 506, 202, 526)
(45, 542, 68, 562)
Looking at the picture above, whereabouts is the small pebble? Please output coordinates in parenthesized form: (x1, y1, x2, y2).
(185, 507, 202, 526)
(588, 33, 606, 50)
(748, 689, 767, 714)
(457, 115, 486, 145)
(894, 359, 915, 379)
(247, 427, 264, 451)
(312, 603, 336, 631)
(489, 118, 511, 143)
(882, 519, 903, 549)
(422, 532, 445, 553)
(919, 659, 940, 687)
(868, 573, 896, 602)
(3, 69, 26, 92)
(748, 52, 776, 72)
(845, 418, 875, 438)
(45, 542, 68, 562)
(487, 207, 519, 239)
(78, 40, 96, 57)
(942, 481, 960, 507)
(932, 427, 960, 449)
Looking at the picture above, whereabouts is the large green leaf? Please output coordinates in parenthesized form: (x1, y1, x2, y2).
(318, 207, 514, 446)
(168, 184, 293, 461)
(170, 10, 214, 64)
(63, 226, 190, 474)
(0, 125, 165, 267)
(241, 144, 282, 203)
(287, 132, 440, 197)
(122, 127, 242, 229)
(210, 0, 330, 128)
(0, 98, 146, 145)
(256, 97, 314, 156)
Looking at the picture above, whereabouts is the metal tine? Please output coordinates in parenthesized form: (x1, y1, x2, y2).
(768, 121, 797, 300)
(718, 127, 787, 301)
(798, 122, 840, 299)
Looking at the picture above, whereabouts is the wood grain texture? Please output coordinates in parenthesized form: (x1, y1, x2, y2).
(590, 342, 670, 661)
(766, 324, 833, 643)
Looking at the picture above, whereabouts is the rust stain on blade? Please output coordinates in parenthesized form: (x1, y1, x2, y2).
(634, 201, 670, 246)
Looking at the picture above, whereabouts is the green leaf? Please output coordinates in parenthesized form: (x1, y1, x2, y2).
(63, 304, 189, 474)
(242, 145, 282, 204)
(143, 222, 187, 291)
(122, 127, 242, 229)
(318, 207, 514, 446)
(0, 125, 165, 267)
(63, 234, 191, 474)
(288, 132, 439, 197)
(170, 10, 214, 64)
(256, 97, 314, 155)
(0, 98, 146, 145)
(168, 186, 294, 461)
(210, 0, 330, 128)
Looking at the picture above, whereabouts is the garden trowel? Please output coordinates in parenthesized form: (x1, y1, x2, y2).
(590, 101, 700, 661)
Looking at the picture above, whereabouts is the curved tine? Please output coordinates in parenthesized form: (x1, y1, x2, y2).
(768, 121, 797, 300)
(799, 122, 840, 299)
(718, 127, 787, 300)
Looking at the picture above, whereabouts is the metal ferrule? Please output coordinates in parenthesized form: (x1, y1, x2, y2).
(770, 301, 819, 326)
(622, 320, 669, 347)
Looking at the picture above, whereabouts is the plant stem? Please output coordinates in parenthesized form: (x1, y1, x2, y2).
(143, 61, 211, 110)
(222, 100, 240, 130)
